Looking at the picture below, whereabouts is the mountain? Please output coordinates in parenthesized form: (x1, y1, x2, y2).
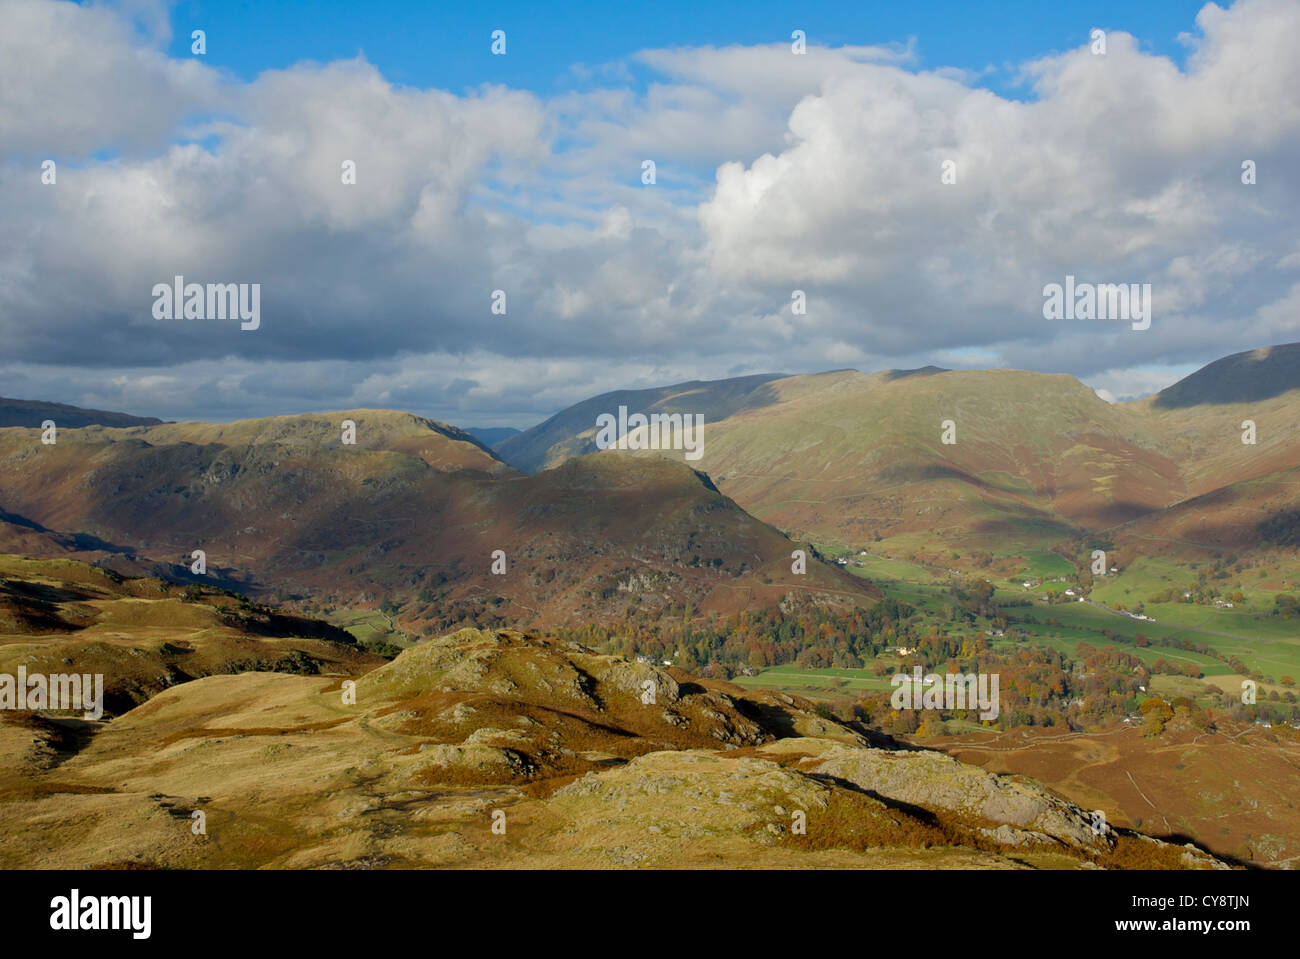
(1107, 343, 1300, 556)
(0, 396, 165, 429)
(1151, 343, 1300, 408)
(494, 373, 789, 472)
(0, 618, 1227, 869)
(0, 410, 876, 632)
(568, 367, 1179, 553)
(500, 344, 1300, 563)
(0, 555, 380, 716)
(130, 409, 509, 473)
(1127, 346, 1300, 494)
(656, 367, 1185, 549)
(465, 426, 521, 447)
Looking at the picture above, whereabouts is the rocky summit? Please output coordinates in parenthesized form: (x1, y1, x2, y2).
(0, 618, 1226, 870)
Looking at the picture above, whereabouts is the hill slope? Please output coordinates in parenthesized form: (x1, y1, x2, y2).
(622, 368, 1180, 551)
(0, 625, 1226, 869)
(0, 412, 876, 632)
(509, 344, 1300, 564)
(496, 373, 789, 472)
(0, 555, 380, 716)
(466, 426, 521, 447)
(1101, 343, 1300, 557)
(0, 397, 164, 429)
(1151, 343, 1300, 408)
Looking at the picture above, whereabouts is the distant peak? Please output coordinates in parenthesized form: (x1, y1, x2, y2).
(0, 397, 165, 429)
(1152, 341, 1300, 408)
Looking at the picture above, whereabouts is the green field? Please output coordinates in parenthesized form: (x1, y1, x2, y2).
(730, 663, 897, 698)
(1013, 549, 1076, 580)
(325, 607, 412, 649)
(731, 547, 1300, 707)
(829, 547, 1300, 681)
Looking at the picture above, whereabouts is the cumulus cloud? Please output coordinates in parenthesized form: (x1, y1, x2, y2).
(698, 4, 1300, 372)
(0, 0, 1296, 425)
(0, 0, 219, 157)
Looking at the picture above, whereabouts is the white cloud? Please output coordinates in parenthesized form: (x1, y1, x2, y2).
(0, 0, 220, 158)
(0, 0, 1296, 426)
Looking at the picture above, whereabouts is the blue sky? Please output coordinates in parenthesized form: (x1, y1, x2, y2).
(157, 0, 1208, 99)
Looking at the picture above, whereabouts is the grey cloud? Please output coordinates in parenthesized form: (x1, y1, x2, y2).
(0, 0, 1296, 425)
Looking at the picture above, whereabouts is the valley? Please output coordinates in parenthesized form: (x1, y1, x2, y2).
(0, 558, 1236, 870)
(1, 342, 1297, 871)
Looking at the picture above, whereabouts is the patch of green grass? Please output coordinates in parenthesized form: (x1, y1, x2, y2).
(826, 543, 1300, 685)
(731, 664, 897, 700)
(324, 608, 413, 650)
(1015, 549, 1076, 580)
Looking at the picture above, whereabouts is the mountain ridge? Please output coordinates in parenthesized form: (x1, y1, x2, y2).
(0, 396, 165, 429)
(490, 343, 1300, 561)
(0, 417, 877, 634)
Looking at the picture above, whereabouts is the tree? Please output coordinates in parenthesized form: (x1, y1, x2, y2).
(1139, 696, 1173, 724)
(916, 718, 947, 739)
(1143, 711, 1167, 736)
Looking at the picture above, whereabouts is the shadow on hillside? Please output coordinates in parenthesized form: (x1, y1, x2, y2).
(881, 365, 949, 382)
(1, 506, 139, 557)
(1, 713, 104, 770)
(876, 462, 990, 487)
(1124, 828, 1257, 871)
(1151, 343, 1300, 408)
(969, 513, 1081, 542)
(66, 532, 136, 555)
(1, 578, 99, 606)
(0, 507, 48, 532)
(1256, 507, 1300, 548)
(496, 373, 789, 472)
(807, 771, 941, 826)
(1107, 494, 1291, 554)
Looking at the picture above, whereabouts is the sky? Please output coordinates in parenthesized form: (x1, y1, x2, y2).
(1, 0, 1297, 426)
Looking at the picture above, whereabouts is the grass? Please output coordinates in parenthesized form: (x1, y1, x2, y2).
(325, 608, 412, 649)
(719, 544, 1300, 712)
(815, 544, 1300, 689)
(731, 664, 897, 698)
(1014, 549, 1076, 580)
